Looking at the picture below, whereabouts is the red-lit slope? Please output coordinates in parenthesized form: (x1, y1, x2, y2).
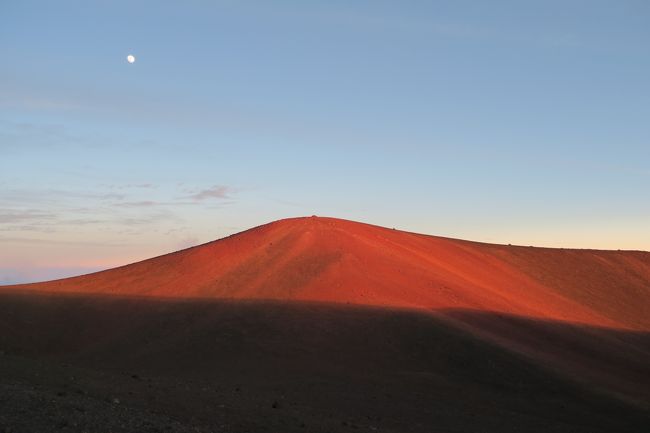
(6, 216, 650, 330)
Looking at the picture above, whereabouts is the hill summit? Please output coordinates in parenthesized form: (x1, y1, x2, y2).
(9, 216, 650, 330)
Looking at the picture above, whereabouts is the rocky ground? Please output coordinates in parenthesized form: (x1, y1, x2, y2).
(1, 296, 648, 433)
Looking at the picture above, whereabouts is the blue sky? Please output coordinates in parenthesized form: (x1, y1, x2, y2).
(1, 1, 649, 283)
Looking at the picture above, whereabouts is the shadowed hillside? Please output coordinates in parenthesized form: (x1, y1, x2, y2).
(1, 293, 649, 433)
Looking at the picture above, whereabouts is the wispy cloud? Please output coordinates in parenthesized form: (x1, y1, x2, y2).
(118, 211, 181, 226)
(113, 200, 160, 208)
(104, 183, 156, 190)
(0, 188, 125, 205)
(0, 237, 131, 247)
(0, 182, 238, 242)
(187, 185, 233, 201)
(0, 210, 57, 224)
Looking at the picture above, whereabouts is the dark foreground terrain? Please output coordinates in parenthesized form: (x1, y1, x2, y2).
(1, 292, 648, 433)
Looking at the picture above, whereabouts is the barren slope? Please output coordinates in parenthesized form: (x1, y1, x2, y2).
(7, 216, 650, 330)
(2, 217, 650, 431)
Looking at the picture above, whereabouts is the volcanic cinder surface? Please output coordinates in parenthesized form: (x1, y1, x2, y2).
(1, 216, 649, 432)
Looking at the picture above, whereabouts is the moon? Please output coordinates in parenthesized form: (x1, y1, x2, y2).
(126, 54, 136, 64)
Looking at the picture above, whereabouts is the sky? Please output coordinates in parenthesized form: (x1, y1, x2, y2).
(1, 0, 649, 284)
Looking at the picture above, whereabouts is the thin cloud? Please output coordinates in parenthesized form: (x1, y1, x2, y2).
(0, 237, 131, 247)
(188, 185, 233, 201)
(118, 211, 182, 227)
(104, 183, 156, 190)
(114, 200, 160, 208)
(0, 212, 106, 233)
(112, 200, 210, 208)
(63, 218, 105, 226)
(0, 189, 125, 204)
(0, 210, 57, 224)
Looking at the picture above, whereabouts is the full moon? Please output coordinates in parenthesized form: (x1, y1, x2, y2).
(126, 54, 136, 64)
